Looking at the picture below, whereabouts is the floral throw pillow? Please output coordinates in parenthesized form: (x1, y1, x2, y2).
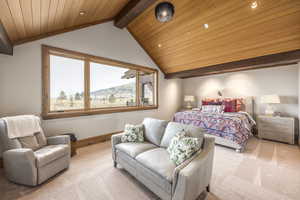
(167, 131, 202, 166)
(121, 124, 144, 143)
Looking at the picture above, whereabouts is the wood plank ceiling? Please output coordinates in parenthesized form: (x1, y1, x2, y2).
(127, 0, 300, 74)
(0, 0, 130, 45)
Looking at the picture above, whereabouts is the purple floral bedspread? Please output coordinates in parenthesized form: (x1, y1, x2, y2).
(173, 111, 255, 146)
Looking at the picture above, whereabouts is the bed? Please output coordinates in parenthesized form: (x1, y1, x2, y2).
(173, 97, 256, 152)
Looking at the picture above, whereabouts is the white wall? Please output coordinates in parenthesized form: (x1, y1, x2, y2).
(182, 65, 299, 118)
(0, 22, 182, 140)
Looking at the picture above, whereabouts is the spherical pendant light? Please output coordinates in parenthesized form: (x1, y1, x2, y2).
(155, 2, 175, 23)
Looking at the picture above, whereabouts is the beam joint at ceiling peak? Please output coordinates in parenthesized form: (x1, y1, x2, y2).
(114, 0, 157, 29)
(0, 22, 13, 55)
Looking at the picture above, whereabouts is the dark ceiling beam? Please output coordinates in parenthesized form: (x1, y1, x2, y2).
(165, 49, 300, 79)
(114, 0, 157, 29)
(0, 21, 13, 55)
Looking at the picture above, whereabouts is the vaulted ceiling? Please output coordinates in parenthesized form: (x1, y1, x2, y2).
(128, 0, 300, 76)
(1, 0, 300, 78)
(0, 0, 129, 45)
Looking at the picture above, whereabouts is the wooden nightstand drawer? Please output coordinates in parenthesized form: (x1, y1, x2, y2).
(257, 116, 295, 144)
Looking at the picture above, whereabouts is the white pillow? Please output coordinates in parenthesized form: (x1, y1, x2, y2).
(201, 105, 224, 113)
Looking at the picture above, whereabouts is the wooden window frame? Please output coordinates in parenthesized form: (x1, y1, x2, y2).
(42, 45, 158, 119)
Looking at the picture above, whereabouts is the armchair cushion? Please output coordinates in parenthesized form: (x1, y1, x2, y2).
(136, 148, 176, 182)
(35, 132, 47, 148)
(34, 144, 69, 167)
(142, 118, 168, 146)
(18, 135, 39, 151)
(116, 142, 156, 158)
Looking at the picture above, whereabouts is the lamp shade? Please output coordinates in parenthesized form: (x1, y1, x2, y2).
(184, 95, 195, 102)
(260, 95, 280, 104)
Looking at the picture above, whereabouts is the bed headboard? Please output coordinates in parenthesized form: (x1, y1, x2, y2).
(244, 97, 254, 117)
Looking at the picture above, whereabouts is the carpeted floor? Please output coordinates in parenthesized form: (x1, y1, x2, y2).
(1, 137, 300, 200)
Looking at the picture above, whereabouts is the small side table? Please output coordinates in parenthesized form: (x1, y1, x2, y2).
(63, 133, 78, 157)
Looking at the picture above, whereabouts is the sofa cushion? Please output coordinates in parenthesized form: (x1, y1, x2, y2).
(160, 122, 205, 148)
(121, 124, 144, 143)
(136, 148, 176, 182)
(142, 118, 168, 146)
(116, 142, 157, 158)
(167, 131, 202, 165)
(34, 145, 69, 167)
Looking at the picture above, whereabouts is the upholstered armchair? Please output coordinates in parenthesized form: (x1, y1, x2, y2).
(0, 119, 71, 186)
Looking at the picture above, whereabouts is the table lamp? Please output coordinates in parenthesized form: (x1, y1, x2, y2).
(260, 95, 280, 116)
(184, 95, 195, 109)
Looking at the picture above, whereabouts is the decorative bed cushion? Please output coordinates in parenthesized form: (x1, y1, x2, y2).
(201, 105, 224, 113)
(167, 132, 202, 166)
(18, 135, 40, 151)
(202, 99, 222, 105)
(143, 118, 168, 146)
(121, 124, 144, 143)
(223, 99, 237, 112)
(160, 122, 204, 148)
(115, 142, 157, 158)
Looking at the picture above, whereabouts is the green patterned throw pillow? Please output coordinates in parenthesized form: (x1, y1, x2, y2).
(121, 124, 144, 143)
(167, 131, 201, 166)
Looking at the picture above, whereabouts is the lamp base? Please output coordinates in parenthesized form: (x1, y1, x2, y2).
(186, 102, 192, 109)
(265, 105, 275, 116)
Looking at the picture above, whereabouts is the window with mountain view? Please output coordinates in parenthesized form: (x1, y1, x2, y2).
(50, 55, 85, 111)
(42, 46, 158, 119)
(90, 62, 137, 108)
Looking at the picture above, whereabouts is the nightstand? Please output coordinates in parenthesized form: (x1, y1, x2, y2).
(257, 115, 295, 144)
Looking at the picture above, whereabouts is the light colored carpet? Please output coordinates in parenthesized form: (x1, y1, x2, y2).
(1, 137, 300, 200)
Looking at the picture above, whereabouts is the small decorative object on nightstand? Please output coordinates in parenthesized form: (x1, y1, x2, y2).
(184, 95, 195, 109)
(257, 115, 295, 144)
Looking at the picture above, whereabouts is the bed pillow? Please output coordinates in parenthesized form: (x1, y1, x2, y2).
(223, 99, 237, 112)
(121, 124, 144, 143)
(202, 99, 222, 105)
(167, 131, 202, 166)
(201, 105, 224, 113)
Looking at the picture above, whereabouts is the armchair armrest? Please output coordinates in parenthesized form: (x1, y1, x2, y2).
(172, 137, 215, 200)
(111, 132, 125, 162)
(47, 135, 70, 145)
(3, 148, 37, 186)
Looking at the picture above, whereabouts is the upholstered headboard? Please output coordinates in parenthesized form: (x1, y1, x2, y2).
(244, 97, 254, 117)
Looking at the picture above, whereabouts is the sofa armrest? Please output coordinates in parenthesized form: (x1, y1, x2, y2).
(111, 132, 125, 162)
(172, 137, 215, 200)
(47, 135, 70, 145)
(3, 148, 37, 186)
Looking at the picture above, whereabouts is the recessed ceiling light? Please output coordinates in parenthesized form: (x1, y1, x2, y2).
(158, 44, 162, 48)
(251, 1, 258, 9)
(204, 24, 209, 29)
(79, 11, 86, 16)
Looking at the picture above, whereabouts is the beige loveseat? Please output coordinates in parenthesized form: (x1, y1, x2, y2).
(112, 118, 215, 200)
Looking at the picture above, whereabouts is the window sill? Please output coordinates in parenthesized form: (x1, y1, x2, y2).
(42, 106, 158, 120)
